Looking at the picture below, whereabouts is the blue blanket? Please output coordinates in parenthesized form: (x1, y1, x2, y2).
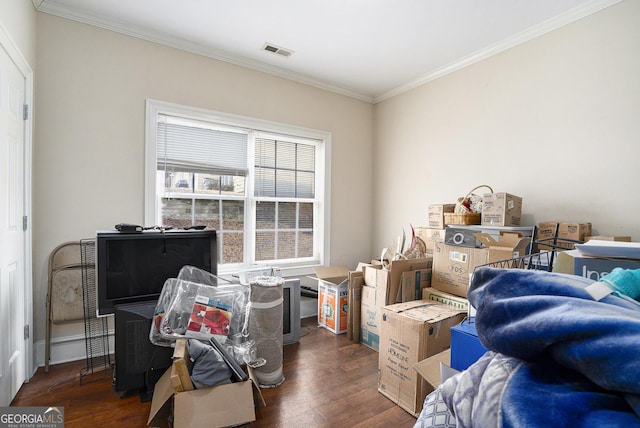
(439, 267, 640, 427)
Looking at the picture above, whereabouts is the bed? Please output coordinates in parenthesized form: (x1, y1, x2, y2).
(414, 267, 640, 427)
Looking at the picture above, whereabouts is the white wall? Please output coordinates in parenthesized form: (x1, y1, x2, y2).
(372, 0, 640, 254)
(33, 13, 374, 364)
(0, 1, 37, 68)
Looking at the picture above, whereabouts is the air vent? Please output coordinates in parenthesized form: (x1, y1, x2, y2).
(263, 43, 293, 58)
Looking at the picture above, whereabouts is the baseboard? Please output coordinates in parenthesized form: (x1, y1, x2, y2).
(36, 331, 115, 367)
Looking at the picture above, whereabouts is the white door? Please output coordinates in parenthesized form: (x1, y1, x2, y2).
(0, 42, 27, 406)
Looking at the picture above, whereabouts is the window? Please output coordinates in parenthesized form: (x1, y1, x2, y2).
(145, 100, 330, 276)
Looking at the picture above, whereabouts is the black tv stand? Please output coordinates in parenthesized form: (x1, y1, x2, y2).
(113, 301, 174, 401)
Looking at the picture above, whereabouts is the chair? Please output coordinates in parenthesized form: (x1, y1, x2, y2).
(45, 241, 86, 372)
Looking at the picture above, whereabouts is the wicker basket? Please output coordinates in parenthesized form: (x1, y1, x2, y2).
(446, 184, 494, 225)
(444, 212, 482, 225)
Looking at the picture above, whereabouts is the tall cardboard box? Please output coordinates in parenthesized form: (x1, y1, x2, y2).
(427, 204, 455, 229)
(314, 266, 350, 334)
(360, 285, 382, 351)
(432, 242, 488, 297)
(375, 258, 432, 305)
(378, 301, 466, 416)
(481, 192, 522, 226)
(398, 269, 432, 302)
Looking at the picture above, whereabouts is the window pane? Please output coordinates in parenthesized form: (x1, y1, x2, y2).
(297, 144, 315, 171)
(256, 231, 275, 261)
(168, 172, 193, 192)
(275, 169, 295, 198)
(279, 202, 296, 229)
(193, 200, 220, 228)
(299, 203, 313, 228)
(277, 141, 296, 169)
(297, 171, 315, 198)
(277, 231, 296, 259)
(161, 198, 193, 228)
(255, 138, 276, 168)
(255, 167, 275, 197)
(222, 200, 244, 230)
(195, 174, 245, 196)
(221, 231, 244, 264)
(256, 202, 275, 229)
(298, 231, 314, 258)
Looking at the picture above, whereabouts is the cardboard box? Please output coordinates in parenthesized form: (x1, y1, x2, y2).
(428, 204, 455, 229)
(474, 232, 531, 264)
(360, 285, 382, 351)
(481, 192, 522, 226)
(148, 339, 258, 428)
(363, 264, 381, 287)
(421, 287, 469, 312)
(432, 243, 488, 297)
(368, 258, 432, 306)
(557, 222, 592, 248)
(552, 249, 640, 281)
(413, 349, 451, 392)
(536, 221, 559, 251)
(378, 301, 466, 416)
(415, 227, 446, 254)
(314, 266, 350, 334)
(398, 269, 432, 302)
(450, 320, 489, 371)
(585, 236, 632, 242)
(347, 270, 364, 342)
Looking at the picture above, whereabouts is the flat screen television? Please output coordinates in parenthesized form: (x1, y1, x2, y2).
(96, 229, 217, 316)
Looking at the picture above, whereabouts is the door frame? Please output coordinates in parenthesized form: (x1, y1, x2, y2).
(0, 23, 34, 380)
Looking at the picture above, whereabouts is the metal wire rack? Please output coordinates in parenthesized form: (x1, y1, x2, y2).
(476, 237, 585, 272)
(80, 238, 113, 383)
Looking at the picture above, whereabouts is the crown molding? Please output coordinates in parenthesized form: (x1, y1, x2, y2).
(34, 1, 375, 103)
(374, 0, 623, 103)
(36, 0, 622, 105)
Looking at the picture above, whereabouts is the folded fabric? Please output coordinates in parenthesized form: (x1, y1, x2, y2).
(437, 267, 640, 426)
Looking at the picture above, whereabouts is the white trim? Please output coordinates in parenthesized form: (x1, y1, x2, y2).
(35, 332, 115, 367)
(374, 0, 624, 102)
(35, 0, 621, 103)
(145, 99, 332, 274)
(34, 1, 373, 103)
(0, 21, 35, 381)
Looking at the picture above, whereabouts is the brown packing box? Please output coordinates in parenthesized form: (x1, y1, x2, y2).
(415, 227, 446, 254)
(558, 222, 592, 248)
(314, 266, 350, 334)
(360, 285, 382, 351)
(432, 242, 489, 297)
(375, 258, 433, 305)
(148, 339, 259, 428)
(378, 301, 466, 416)
(481, 192, 522, 227)
(347, 269, 365, 342)
(585, 236, 632, 242)
(474, 232, 531, 264)
(421, 287, 469, 312)
(536, 221, 558, 251)
(428, 204, 455, 229)
(413, 349, 452, 392)
(398, 269, 432, 302)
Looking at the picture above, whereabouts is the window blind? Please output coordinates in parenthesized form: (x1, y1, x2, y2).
(157, 115, 249, 176)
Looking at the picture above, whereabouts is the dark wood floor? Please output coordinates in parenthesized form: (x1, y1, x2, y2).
(12, 317, 417, 428)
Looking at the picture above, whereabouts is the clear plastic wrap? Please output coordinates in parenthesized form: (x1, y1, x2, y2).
(149, 266, 248, 347)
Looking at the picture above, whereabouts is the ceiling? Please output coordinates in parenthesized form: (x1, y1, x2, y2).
(34, 0, 621, 103)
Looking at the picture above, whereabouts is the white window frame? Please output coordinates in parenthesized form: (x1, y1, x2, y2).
(144, 99, 331, 277)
